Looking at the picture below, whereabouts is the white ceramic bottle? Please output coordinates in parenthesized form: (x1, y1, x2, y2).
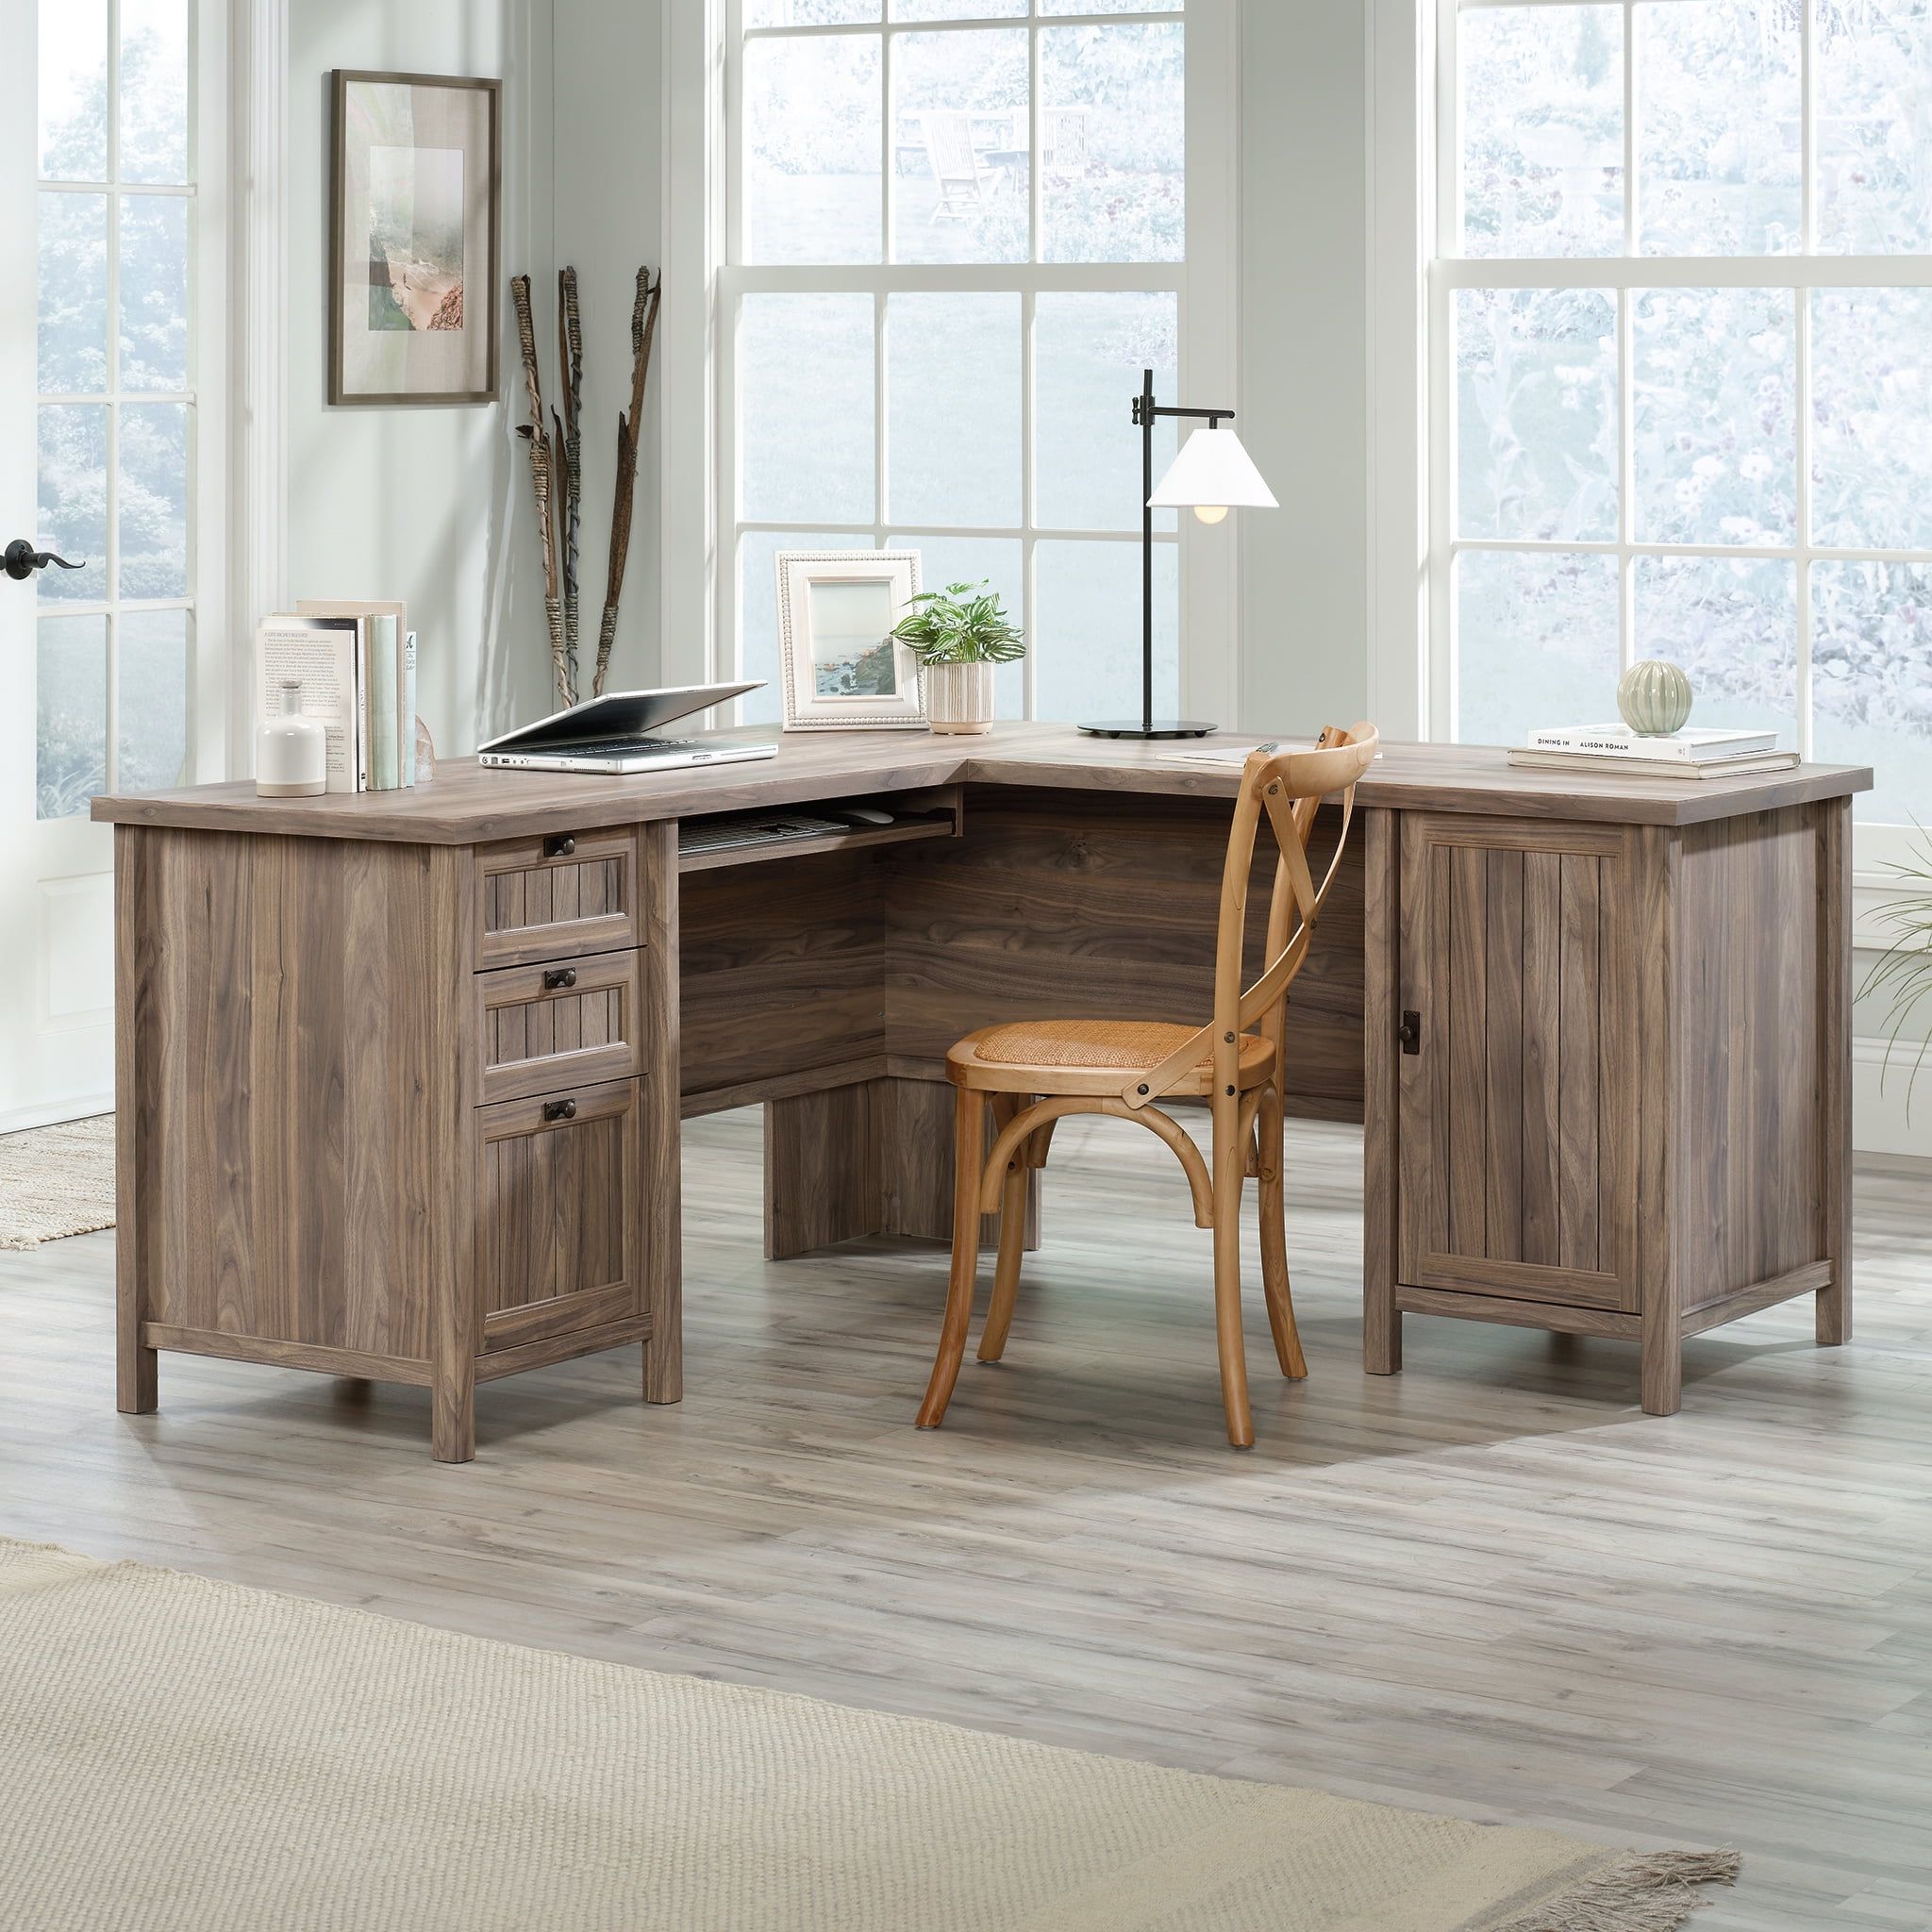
(257, 679, 327, 797)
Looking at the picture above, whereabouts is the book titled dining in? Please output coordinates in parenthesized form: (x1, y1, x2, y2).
(1526, 724, 1777, 763)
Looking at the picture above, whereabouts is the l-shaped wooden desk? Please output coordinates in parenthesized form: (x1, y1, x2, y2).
(94, 725, 1869, 1459)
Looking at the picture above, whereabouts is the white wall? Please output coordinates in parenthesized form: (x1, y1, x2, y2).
(286, 0, 557, 757)
(1235, 0, 1370, 736)
(550, 0, 664, 700)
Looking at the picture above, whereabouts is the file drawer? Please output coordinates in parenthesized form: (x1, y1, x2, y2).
(475, 947, 642, 1105)
(475, 827, 638, 968)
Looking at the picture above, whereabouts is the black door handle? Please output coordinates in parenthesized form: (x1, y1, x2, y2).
(1398, 1010, 1423, 1056)
(4, 540, 86, 582)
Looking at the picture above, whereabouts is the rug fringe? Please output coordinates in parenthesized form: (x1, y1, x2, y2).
(1493, 1849, 1741, 1932)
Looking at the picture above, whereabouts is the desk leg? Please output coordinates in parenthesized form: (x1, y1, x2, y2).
(765, 1083, 887, 1259)
(1362, 808, 1402, 1375)
(1818, 796, 1853, 1349)
(643, 821, 684, 1405)
(113, 831, 158, 1413)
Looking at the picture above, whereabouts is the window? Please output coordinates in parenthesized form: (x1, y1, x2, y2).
(35, 0, 205, 818)
(723, 0, 1189, 725)
(1430, 0, 1932, 834)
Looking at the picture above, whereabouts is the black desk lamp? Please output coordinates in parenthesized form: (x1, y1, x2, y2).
(1079, 367, 1278, 740)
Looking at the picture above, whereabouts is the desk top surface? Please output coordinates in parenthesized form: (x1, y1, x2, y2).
(92, 723, 1872, 845)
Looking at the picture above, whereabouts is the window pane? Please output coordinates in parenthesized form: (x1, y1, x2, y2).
(887, 293, 1020, 527)
(36, 404, 108, 603)
(887, 534, 1025, 717)
(891, 0, 1024, 19)
(1041, 0, 1181, 9)
(1459, 6, 1624, 258)
(745, 0, 878, 25)
(1455, 551, 1620, 747)
(1635, 556, 1797, 744)
(740, 294, 874, 523)
(1813, 561, 1932, 825)
(37, 614, 107, 821)
(120, 0, 189, 184)
(119, 608, 190, 791)
(119, 195, 189, 391)
(892, 29, 1028, 264)
(39, 0, 108, 180)
(738, 531, 873, 725)
(1633, 288, 1795, 546)
(1817, 0, 1932, 254)
(1040, 24, 1183, 264)
(38, 192, 108, 393)
(1035, 291, 1177, 533)
(119, 402, 189, 599)
(1637, 0, 1801, 255)
(1812, 288, 1932, 552)
(1455, 288, 1617, 543)
(1034, 539, 1177, 724)
(743, 34, 881, 264)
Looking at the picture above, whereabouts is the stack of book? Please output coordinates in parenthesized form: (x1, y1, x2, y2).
(1509, 724, 1797, 780)
(255, 601, 416, 793)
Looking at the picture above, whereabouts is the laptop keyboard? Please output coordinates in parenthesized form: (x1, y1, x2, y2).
(546, 735, 706, 758)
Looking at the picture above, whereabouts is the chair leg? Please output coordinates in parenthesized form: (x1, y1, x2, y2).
(1210, 1094, 1255, 1449)
(917, 1085, 989, 1429)
(1257, 1084, 1307, 1380)
(976, 1151, 1032, 1363)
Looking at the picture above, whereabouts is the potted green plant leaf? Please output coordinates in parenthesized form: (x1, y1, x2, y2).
(890, 580, 1024, 736)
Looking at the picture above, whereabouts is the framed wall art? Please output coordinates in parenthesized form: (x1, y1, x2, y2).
(328, 70, 501, 406)
(775, 550, 926, 731)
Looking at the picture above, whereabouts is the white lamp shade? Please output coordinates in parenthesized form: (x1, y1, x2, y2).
(1148, 424, 1278, 510)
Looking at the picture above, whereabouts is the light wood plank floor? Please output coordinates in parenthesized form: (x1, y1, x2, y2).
(2, 1110, 1927, 1930)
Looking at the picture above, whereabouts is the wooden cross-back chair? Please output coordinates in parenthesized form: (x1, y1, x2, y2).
(915, 723, 1380, 1448)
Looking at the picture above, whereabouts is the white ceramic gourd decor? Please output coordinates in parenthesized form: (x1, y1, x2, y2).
(1617, 658, 1693, 737)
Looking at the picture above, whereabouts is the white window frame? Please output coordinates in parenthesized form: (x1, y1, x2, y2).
(665, 0, 1239, 726)
(1374, 0, 1932, 891)
(33, 0, 229, 801)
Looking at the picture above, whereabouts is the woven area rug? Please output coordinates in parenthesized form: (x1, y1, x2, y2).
(0, 1540, 1734, 1931)
(0, 1115, 114, 1249)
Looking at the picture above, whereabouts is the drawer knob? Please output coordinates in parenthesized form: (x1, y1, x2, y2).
(542, 1098, 578, 1124)
(542, 966, 578, 991)
(542, 833, 576, 858)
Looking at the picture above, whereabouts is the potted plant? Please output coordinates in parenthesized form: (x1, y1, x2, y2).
(890, 580, 1024, 736)
(1865, 826, 1932, 1120)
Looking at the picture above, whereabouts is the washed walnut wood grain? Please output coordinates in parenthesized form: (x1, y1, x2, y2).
(105, 730, 1866, 1458)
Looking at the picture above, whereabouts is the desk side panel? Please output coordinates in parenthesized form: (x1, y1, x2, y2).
(117, 827, 469, 1362)
(1674, 804, 1830, 1313)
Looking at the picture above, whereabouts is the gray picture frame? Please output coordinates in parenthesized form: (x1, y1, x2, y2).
(328, 69, 502, 407)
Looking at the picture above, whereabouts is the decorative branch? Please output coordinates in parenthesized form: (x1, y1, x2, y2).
(558, 268, 584, 699)
(510, 274, 572, 707)
(593, 265, 662, 698)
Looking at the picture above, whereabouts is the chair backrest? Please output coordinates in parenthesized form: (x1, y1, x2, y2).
(1124, 722, 1379, 1107)
(923, 111, 980, 185)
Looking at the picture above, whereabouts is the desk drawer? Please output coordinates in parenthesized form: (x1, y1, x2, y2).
(477, 1076, 642, 1352)
(475, 828, 638, 968)
(475, 948, 642, 1104)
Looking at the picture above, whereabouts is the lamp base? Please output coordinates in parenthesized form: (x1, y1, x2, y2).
(1076, 720, 1218, 741)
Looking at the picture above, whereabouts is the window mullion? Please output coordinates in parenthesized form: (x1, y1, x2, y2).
(1021, 286, 1038, 721)
(106, 0, 123, 795)
(1796, 0, 1816, 761)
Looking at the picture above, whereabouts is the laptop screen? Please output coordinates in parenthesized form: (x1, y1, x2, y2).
(479, 682, 763, 754)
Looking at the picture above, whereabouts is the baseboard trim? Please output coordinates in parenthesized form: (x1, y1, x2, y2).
(1855, 1035, 1932, 1160)
(0, 1095, 114, 1137)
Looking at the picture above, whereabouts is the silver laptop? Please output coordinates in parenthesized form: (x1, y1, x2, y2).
(477, 682, 777, 775)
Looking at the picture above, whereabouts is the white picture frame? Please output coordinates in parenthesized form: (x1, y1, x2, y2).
(775, 550, 926, 731)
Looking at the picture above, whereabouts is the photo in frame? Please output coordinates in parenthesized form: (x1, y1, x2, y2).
(329, 70, 501, 406)
(775, 551, 927, 731)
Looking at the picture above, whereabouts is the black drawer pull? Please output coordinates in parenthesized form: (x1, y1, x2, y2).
(541, 967, 577, 991)
(1398, 1009, 1423, 1056)
(542, 833, 576, 858)
(542, 1098, 578, 1124)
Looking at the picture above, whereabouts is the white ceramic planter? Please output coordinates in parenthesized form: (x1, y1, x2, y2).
(924, 660, 997, 736)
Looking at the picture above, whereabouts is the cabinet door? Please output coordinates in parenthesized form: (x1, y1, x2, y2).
(1397, 816, 1637, 1310)
(476, 1077, 643, 1352)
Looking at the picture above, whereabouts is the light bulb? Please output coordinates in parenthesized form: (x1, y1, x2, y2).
(1192, 504, 1229, 525)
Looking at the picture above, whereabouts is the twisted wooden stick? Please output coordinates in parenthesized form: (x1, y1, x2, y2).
(593, 266, 662, 698)
(511, 274, 571, 707)
(558, 269, 584, 698)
